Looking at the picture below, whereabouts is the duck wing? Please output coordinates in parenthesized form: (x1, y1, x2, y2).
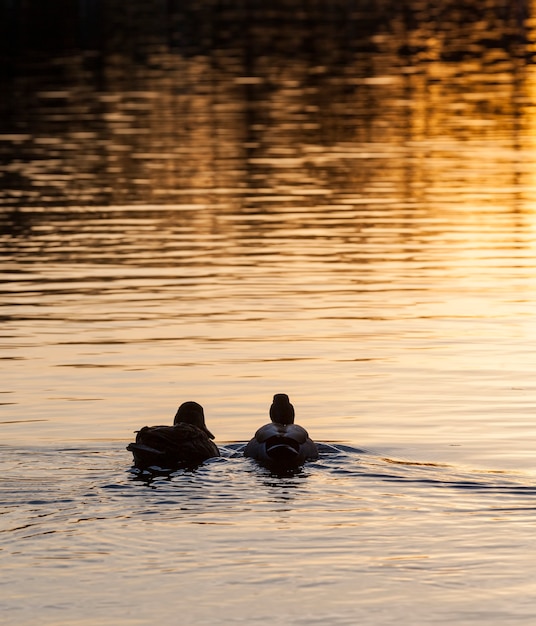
(169, 424, 220, 462)
(133, 425, 180, 452)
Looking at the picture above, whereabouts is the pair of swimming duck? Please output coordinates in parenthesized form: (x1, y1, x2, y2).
(127, 393, 318, 472)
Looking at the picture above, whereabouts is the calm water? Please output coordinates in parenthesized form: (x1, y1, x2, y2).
(2, 2, 536, 624)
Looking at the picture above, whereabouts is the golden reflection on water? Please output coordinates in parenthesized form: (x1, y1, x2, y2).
(1, 2, 536, 465)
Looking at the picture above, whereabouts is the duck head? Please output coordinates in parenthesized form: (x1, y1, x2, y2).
(174, 401, 215, 439)
(269, 393, 295, 425)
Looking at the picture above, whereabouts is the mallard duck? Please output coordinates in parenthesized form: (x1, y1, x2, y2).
(127, 401, 219, 470)
(244, 393, 318, 471)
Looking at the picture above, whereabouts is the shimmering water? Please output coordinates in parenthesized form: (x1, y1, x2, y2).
(2, 2, 536, 624)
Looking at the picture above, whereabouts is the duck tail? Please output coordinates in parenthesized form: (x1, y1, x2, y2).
(127, 442, 166, 469)
(267, 443, 299, 462)
(265, 436, 300, 464)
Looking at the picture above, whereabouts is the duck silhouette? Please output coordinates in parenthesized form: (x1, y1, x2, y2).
(244, 394, 318, 471)
(127, 401, 219, 470)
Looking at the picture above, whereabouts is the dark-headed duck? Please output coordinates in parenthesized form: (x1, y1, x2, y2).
(244, 393, 318, 471)
(127, 401, 219, 470)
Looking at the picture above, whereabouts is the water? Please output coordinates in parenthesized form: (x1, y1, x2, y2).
(2, 1, 536, 624)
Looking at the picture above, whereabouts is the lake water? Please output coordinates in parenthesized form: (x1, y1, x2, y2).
(2, 2, 536, 624)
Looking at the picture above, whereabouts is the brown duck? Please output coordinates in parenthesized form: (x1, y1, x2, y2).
(127, 401, 219, 470)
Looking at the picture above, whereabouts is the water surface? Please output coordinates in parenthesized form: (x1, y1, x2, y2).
(2, 2, 536, 624)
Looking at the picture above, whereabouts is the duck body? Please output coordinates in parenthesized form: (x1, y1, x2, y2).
(244, 394, 318, 471)
(244, 422, 318, 470)
(127, 401, 219, 470)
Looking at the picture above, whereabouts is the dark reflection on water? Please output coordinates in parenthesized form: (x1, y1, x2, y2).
(0, 0, 533, 209)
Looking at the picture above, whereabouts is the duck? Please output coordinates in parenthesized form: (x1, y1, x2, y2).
(127, 401, 220, 470)
(244, 393, 318, 471)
